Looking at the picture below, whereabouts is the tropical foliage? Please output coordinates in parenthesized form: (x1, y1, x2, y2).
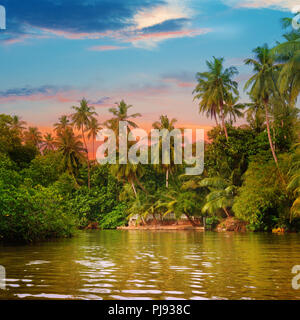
(0, 14, 300, 241)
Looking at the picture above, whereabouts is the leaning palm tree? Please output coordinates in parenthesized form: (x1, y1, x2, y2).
(105, 100, 141, 136)
(152, 115, 178, 188)
(55, 127, 86, 179)
(110, 162, 144, 198)
(87, 117, 102, 162)
(200, 177, 236, 218)
(54, 115, 71, 134)
(23, 127, 43, 148)
(193, 57, 239, 140)
(71, 98, 98, 189)
(244, 44, 283, 172)
(42, 133, 56, 153)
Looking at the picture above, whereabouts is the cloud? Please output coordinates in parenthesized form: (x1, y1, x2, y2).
(126, 28, 211, 48)
(0, 0, 210, 48)
(0, 0, 163, 43)
(223, 0, 296, 11)
(132, 0, 192, 30)
(0, 85, 79, 103)
(88, 45, 127, 51)
(161, 71, 196, 88)
(89, 97, 113, 107)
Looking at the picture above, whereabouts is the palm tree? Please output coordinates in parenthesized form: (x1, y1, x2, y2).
(200, 177, 236, 218)
(223, 94, 245, 125)
(245, 101, 266, 133)
(160, 188, 200, 226)
(87, 117, 102, 162)
(9, 115, 26, 134)
(152, 115, 178, 188)
(110, 162, 144, 198)
(244, 44, 282, 170)
(23, 127, 43, 148)
(193, 57, 239, 140)
(287, 145, 300, 221)
(42, 133, 56, 153)
(55, 127, 86, 179)
(105, 100, 141, 136)
(54, 115, 71, 133)
(71, 98, 98, 189)
(273, 15, 300, 105)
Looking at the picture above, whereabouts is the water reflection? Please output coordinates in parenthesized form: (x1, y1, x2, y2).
(0, 230, 300, 300)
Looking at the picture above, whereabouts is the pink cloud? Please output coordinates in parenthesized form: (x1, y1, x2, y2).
(162, 77, 195, 88)
(89, 45, 127, 51)
(39, 28, 112, 40)
(126, 28, 212, 47)
(0, 90, 80, 104)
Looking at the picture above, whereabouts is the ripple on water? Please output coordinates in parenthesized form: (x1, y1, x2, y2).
(190, 296, 209, 300)
(169, 266, 191, 271)
(164, 291, 185, 295)
(75, 259, 115, 269)
(110, 295, 153, 300)
(79, 288, 112, 294)
(15, 293, 76, 299)
(122, 290, 162, 295)
(26, 260, 50, 266)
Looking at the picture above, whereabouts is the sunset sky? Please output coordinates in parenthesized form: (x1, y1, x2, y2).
(0, 0, 296, 135)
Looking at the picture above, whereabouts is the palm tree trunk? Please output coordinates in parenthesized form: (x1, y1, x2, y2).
(264, 102, 286, 185)
(223, 207, 230, 218)
(220, 104, 228, 141)
(265, 103, 278, 165)
(82, 126, 90, 190)
(93, 136, 95, 163)
(214, 113, 219, 127)
(130, 180, 137, 198)
(135, 176, 148, 194)
(166, 168, 169, 188)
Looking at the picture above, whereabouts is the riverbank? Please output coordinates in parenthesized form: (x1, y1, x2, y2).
(117, 225, 204, 231)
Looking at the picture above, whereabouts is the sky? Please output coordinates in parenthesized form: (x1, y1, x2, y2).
(0, 0, 297, 135)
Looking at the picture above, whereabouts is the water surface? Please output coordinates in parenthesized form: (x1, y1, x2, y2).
(0, 230, 300, 300)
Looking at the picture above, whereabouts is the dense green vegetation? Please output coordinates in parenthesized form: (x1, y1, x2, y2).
(0, 14, 300, 241)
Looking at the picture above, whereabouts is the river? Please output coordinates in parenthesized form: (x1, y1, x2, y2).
(0, 230, 300, 300)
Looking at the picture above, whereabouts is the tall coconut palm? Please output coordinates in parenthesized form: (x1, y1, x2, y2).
(244, 44, 282, 171)
(42, 133, 56, 153)
(87, 117, 102, 162)
(55, 127, 86, 179)
(193, 57, 239, 140)
(105, 100, 141, 136)
(23, 127, 43, 148)
(273, 15, 300, 105)
(152, 115, 178, 188)
(71, 98, 98, 189)
(54, 115, 71, 134)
